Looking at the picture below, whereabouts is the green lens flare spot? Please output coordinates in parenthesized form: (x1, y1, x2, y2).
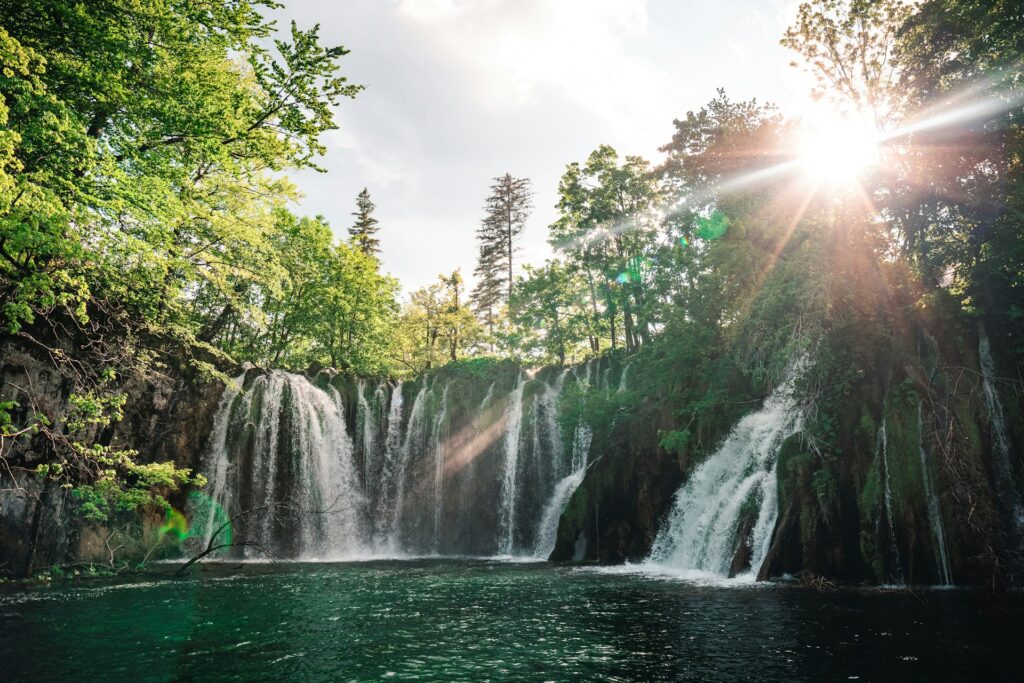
(696, 211, 729, 241)
(160, 507, 189, 540)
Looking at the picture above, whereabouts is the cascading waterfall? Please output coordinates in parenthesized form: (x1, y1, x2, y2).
(192, 371, 364, 559)
(876, 417, 904, 582)
(646, 362, 805, 577)
(533, 373, 592, 558)
(533, 469, 585, 558)
(918, 401, 953, 585)
(196, 375, 245, 551)
(432, 383, 449, 551)
(480, 382, 495, 409)
(979, 325, 1024, 532)
(192, 356, 608, 561)
(498, 374, 528, 556)
(373, 382, 406, 546)
(356, 381, 380, 489)
(618, 362, 632, 393)
(387, 383, 430, 547)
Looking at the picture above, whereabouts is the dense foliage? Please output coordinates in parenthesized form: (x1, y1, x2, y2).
(0, 0, 393, 520)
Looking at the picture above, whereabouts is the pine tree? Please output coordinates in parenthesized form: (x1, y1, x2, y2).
(470, 174, 532, 346)
(349, 188, 381, 256)
(476, 173, 533, 302)
(471, 243, 504, 346)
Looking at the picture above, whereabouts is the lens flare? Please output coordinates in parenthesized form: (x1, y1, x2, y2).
(696, 211, 730, 241)
(160, 507, 190, 540)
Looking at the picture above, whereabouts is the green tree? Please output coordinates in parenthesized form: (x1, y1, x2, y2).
(477, 173, 533, 303)
(470, 244, 506, 350)
(894, 0, 1024, 348)
(317, 242, 400, 374)
(398, 271, 480, 373)
(781, 0, 912, 127)
(349, 187, 382, 256)
(550, 146, 660, 351)
(0, 0, 362, 518)
(509, 260, 591, 365)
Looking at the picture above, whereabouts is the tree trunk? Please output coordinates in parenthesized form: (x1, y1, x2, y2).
(624, 307, 636, 351)
(198, 302, 235, 344)
(506, 209, 514, 303)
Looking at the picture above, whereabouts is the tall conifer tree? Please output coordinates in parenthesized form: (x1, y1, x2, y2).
(473, 174, 532, 299)
(471, 174, 532, 343)
(349, 187, 381, 256)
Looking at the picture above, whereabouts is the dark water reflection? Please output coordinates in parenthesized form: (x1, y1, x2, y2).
(1, 560, 1021, 681)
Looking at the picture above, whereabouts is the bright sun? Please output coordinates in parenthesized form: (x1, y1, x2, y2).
(797, 119, 880, 184)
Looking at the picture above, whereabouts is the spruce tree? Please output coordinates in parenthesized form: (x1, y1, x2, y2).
(478, 173, 533, 301)
(349, 188, 381, 256)
(470, 174, 532, 343)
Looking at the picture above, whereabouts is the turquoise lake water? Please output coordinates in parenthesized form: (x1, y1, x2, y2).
(1, 560, 1021, 681)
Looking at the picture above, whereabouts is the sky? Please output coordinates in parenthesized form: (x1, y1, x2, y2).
(275, 0, 817, 294)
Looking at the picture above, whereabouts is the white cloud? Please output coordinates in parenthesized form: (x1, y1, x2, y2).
(396, 0, 665, 147)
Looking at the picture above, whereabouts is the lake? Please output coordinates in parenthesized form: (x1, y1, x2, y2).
(1, 560, 1020, 681)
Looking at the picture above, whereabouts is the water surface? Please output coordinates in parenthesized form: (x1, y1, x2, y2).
(1, 560, 1020, 681)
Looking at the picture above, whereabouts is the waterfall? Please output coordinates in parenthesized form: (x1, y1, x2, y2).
(533, 372, 592, 558)
(979, 325, 1024, 532)
(373, 382, 405, 547)
(196, 374, 245, 551)
(918, 402, 953, 585)
(498, 374, 527, 556)
(534, 468, 585, 558)
(192, 371, 364, 559)
(192, 359, 604, 561)
(646, 362, 804, 577)
(432, 383, 450, 551)
(386, 383, 430, 548)
(356, 381, 380, 489)
(618, 363, 632, 392)
(876, 417, 904, 583)
(480, 382, 495, 409)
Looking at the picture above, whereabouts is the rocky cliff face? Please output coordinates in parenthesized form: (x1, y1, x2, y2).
(0, 337, 224, 576)
(549, 402, 682, 563)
